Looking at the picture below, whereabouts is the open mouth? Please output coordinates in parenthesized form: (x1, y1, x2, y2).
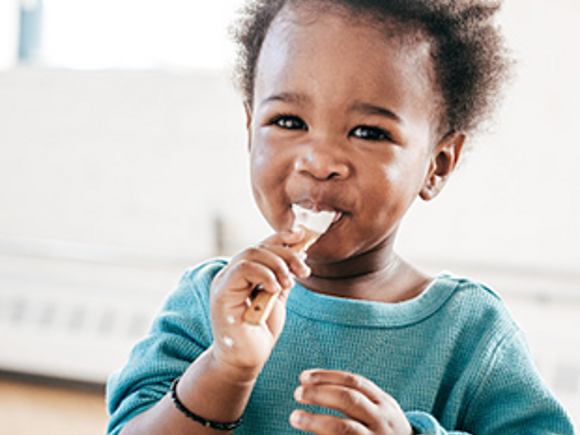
(291, 202, 345, 231)
(293, 198, 344, 214)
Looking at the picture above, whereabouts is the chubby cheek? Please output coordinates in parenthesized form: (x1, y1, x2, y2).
(250, 144, 293, 231)
(383, 170, 418, 216)
(360, 165, 420, 234)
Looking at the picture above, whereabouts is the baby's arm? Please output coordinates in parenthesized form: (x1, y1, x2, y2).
(111, 229, 310, 435)
(118, 348, 255, 435)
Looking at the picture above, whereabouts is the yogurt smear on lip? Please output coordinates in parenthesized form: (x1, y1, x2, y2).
(292, 204, 337, 234)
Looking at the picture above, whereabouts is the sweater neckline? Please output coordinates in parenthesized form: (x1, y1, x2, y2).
(287, 272, 458, 327)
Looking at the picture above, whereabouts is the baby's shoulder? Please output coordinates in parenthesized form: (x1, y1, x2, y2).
(436, 272, 502, 302)
(433, 272, 519, 332)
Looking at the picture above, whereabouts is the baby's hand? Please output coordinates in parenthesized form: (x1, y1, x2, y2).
(291, 370, 414, 435)
(209, 228, 310, 381)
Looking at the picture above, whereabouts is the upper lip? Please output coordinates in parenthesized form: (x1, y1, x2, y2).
(292, 191, 350, 215)
(293, 198, 345, 214)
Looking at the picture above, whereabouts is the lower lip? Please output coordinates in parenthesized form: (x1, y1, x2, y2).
(318, 213, 344, 243)
(326, 212, 345, 232)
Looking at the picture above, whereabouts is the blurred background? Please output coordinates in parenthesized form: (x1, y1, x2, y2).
(0, 0, 578, 433)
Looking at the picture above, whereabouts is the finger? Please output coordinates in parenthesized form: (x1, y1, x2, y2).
(258, 244, 311, 278)
(300, 370, 385, 404)
(294, 383, 377, 425)
(232, 246, 296, 290)
(259, 226, 306, 247)
(298, 370, 412, 434)
(257, 228, 311, 278)
(290, 410, 369, 435)
(248, 246, 297, 289)
(217, 259, 283, 296)
(264, 287, 291, 337)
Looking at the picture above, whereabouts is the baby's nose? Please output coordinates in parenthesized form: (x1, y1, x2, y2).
(293, 141, 351, 181)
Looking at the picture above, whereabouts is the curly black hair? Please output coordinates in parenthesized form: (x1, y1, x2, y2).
(231, 0, 511, 135)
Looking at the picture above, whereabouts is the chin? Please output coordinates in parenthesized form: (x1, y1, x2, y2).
(304, 243, 353, 267)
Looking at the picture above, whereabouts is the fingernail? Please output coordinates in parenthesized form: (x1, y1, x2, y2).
(290, 410, 304, 427)
(299, 265, 311, 278)
(284, 276, 295, 289)
(301, 369, 317, 382)
(294, 386, 304, 402)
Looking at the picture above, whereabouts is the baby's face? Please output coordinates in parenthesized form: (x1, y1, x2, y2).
(247, 5, 442, 264)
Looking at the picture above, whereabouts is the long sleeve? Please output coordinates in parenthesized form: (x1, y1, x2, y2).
(407, 412, 468, 434)
(106, 260, 225, 435)
(406, 329, 574, 435)
(460, 329, 573, 434)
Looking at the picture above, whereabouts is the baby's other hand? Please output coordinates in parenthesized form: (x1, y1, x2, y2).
(209, 228, 310, 380)
(291, 369, 414, 435)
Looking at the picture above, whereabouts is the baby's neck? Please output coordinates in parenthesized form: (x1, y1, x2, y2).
(297, 254, 432, 304)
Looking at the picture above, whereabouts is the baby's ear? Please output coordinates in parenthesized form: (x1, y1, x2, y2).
(419, 131, 466, 201)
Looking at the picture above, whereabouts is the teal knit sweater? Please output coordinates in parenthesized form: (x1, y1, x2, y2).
(107, 259, 574, 434)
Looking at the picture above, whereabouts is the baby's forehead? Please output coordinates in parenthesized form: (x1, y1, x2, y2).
(264, 5, 440, 99)
(271, 2, 438, 83)
(256, 4, 444, 134)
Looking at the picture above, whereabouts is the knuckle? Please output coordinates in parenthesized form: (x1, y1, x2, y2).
(340, 389, 361, 408)
(379, 391, 399, 410)
(235, 259, 253, 273)
(236, 258, 249, 267)
(336, 420, 360, 435)
(344, 372, 363, 389)
(245, 246, 262, 258)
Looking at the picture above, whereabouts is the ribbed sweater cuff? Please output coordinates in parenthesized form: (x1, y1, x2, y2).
(406, 411, 449, 435)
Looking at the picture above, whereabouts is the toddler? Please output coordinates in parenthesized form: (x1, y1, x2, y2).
(107, 0, 575, 434)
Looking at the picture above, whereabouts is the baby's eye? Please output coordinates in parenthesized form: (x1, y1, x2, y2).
(350, 125, 392, 142)
(271, 115, 307, 131)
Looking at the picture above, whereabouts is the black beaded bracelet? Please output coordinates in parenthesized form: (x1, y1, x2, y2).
(170, 377, 243, 431)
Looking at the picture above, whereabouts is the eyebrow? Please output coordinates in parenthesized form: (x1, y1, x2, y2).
(260, 92, 311, 107)
(350, 101, 403, 124)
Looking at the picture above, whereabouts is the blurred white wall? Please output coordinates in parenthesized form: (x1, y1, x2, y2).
(0, 68, 257, 259)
